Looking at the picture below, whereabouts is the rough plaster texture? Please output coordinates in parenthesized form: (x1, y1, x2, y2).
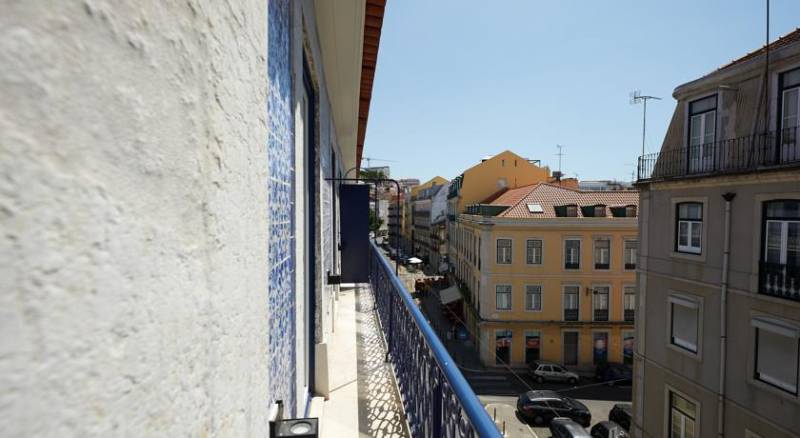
(0, 1, 271, 436)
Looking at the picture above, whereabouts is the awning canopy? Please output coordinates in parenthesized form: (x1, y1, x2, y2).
(439, 285, 463, 305)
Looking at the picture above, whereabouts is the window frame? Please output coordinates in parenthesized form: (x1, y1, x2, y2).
(686, 94, 718, 174)
(593, 238, 611, 270)
(623, 285, 636, 323)
(524, 284, 543, 312)
(751, 316, 800, 396)
(624, 239, 638, 270)
(592, 285, 611, 322)
(676, 202, 704, 255)
(564, 238, 581, 270)
(525, 239, 543, 265)
(495, 284, 513, 311)
(668, 294, 701, 356)
(666, 389, 698, 438)
(778, 66, 800, 136)
(496, 238, 512, 265)
(562, 285, 580, 321)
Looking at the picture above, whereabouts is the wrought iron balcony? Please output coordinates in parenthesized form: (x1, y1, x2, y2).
(637, 127, 800, 182)
(368, 241, 501, 437)
(624, 309, 635, 322)
(760, 260, 800, 302)
(563, 308, 579, 321)
(593, 309, 609, 322)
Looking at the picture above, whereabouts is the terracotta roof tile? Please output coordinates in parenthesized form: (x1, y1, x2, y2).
(715, 28, 800, 73)
(488, 183, 639, 219)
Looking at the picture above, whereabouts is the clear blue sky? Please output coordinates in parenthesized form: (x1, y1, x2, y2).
(363, 0, 800, 183)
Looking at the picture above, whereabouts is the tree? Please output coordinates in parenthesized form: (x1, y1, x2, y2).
(369, 209, 383, 232)
(359, 169, 385, 180)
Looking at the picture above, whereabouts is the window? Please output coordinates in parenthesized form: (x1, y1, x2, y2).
(761, 200, 800, 299)
(527, 203, 544, 214)
(593, 286, 610, 321)
(687, 94, 716, 173)
(563, 331, 579, 365)
(624, 240, 638, 270)
(525, 285, 542, 311)
(752, 317, 800, 395)
(564, 239, 581, 269)
(668, 391, 697, 438)
(497, 238, 512, 264)
(624, 286, 636, 322)
(555, 204, 578, 217)
(779, 67, 800, 162)
(496, 285, 512, 310)
(526, 239, 543, 265)
(563, 286, 579, 321)
(525, 331, 541, 364)
(623, 331, 635, 365)
(676, 202, 703, 254)
(593, 332, 609, 365)
(594, 239, 610, 269)
(495, 330, 512, 365)
(670, 295, 699, 354)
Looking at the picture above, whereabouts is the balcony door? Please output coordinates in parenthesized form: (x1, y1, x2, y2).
(762, 200, 800, 299)
(563, 331, 579, 366)
(294, 56, 317, 412)
(779, 67, 800, 163)
(687, 95, 716, 173)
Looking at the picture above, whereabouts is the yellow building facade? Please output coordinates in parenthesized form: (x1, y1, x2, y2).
(453, 183, 638, 370)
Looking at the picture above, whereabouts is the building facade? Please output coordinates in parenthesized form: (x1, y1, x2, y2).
(455, 184, 639, 369)
(406, 176, 448, 257)
(446, 150, 552, 273)
(1, 0, 386, 435)
(633, 30, 800, 438)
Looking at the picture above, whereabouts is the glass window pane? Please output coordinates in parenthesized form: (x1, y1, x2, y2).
(691, 223, 702, 248)
(766, 200, 800, 219)
(783, 88, 798, 129)
(788, 222, 799, 267)
(690, 95, 716, 114)
(679, 222, 689, 246)
(690, 115, 703, 146)
(703, 111, 716, 144)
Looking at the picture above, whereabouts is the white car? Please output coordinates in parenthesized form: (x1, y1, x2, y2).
(529, 361, 579, 384)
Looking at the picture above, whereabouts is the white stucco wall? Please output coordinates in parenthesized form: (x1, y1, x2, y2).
(0, 1, 270, 436)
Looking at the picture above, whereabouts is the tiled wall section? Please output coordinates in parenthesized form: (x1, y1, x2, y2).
(267, 0, 296, 416)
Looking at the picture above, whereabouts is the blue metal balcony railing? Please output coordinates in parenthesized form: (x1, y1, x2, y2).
(368, 241, 501, 438)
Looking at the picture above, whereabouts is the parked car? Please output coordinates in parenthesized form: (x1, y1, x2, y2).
(550, 417, 591, 438)
(529, 360, 579, 384)
(608, 403, 632, 431)
(590, 421, 630, 438)
(595, 362, 632, 386)
(516, 390, 591, 427)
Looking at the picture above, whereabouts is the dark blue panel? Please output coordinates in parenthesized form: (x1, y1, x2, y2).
(339, 184, 369, 283)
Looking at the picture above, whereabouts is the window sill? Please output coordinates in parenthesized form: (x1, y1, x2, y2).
(670, 250, 707, 263)
(747, 375, 800, 403)
(667, 342, 701, 361)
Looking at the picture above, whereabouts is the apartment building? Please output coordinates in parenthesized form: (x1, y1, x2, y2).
(454, 183, 639, 369)
(406, 176, 448, 256)
(447, 150, 552, 272)
(634, 29, 800, 438)
(1, 0, 390, 434)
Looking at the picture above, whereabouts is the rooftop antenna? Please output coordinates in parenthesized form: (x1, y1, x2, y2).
(556, 145, 565, 174)
(764, 0, 770, 133)
(630, 90, 661, 157)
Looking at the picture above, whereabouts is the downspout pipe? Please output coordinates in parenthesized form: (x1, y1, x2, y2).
(718, 192, 736, 438)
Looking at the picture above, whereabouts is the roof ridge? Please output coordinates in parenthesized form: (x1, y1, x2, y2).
(497, 184, 542, 217)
